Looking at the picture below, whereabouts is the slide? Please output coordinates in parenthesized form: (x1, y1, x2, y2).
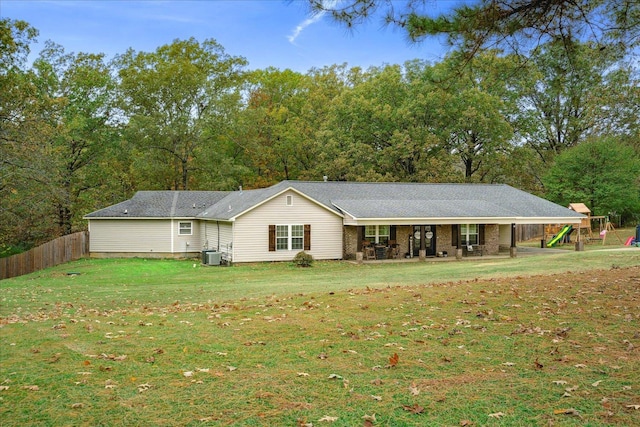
(625, 237, 635, 246)
(547, 225, 573, 247)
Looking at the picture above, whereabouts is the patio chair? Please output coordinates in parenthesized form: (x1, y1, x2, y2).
(362, 240, 376, 260)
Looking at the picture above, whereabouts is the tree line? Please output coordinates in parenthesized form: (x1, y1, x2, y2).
(1, 17, 639, 254)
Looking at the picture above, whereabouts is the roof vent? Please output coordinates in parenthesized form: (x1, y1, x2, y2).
(124, 209, 128, 214)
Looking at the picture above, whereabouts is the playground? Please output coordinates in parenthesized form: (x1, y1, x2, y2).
(542, 207, 638, 252)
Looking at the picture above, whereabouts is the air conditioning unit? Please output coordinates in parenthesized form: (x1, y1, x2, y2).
(202, 250, 220, 265)
(207, 251, 221, 266)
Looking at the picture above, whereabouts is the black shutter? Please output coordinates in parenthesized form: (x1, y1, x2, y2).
(479, 224, 485, 245)
(390, 225, 397, 241)
(304, 224, 311, 251)
(452, 224, 459, 247)
(268, 225, 276, 251)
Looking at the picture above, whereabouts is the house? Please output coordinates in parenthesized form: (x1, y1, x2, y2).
(84, 180, 585, 263)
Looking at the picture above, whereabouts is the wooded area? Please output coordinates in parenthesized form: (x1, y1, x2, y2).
(1, 6, 639, 254)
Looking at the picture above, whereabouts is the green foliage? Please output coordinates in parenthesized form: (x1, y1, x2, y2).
(292, 250, 314, 267)
(543, 137, 640, 223)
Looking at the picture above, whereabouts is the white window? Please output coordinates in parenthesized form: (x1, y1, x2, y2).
(276, 224, 304, 250)
(365, 225, 390, 245)
(461, 224, 478, 245)
(286, 195, 293, 206)
(276, 225, 289, 250)
(178, 221, 192, 236)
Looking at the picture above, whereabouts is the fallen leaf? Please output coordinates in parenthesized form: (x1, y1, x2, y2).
(23, 385, 39, 391)
(328, 374, 343, 380)
(574, 364, 587, 368)
(552, 380, 568, 385)
(318, 415, 338, 422)
(0, 386, 9, 391)
(227, 366, 237, 372)
(297, 372, 310, 377)
(371, 395, 382, 401)
(137, 383, 152, 393)
(402, 404, 424, 414)
(626, 405, 640, 410)
(553, 408, 581, 417)
(183, 371, 194, 377)
(488, 412, 505, 419)
(409, 384, 420, 396)
(71, 403, 84, 409)
(362, 414, 377, 423)
(389, 353, 399, 367)
(460, 420, 474, 426)
(592, 380, 603, 387)
(502, 362, 515, 367)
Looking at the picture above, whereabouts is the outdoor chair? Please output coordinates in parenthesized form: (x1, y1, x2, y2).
(362, 240, 376, 260)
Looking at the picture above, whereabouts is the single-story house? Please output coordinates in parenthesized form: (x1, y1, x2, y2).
(84, 180, 585, 263)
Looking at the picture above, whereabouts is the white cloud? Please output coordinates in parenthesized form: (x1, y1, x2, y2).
(287, 0, 337, 44)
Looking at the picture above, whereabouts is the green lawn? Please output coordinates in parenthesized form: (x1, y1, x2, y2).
(1, 248, 639, 426)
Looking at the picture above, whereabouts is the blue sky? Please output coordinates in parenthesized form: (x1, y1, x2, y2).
(1, 0, 459, 72)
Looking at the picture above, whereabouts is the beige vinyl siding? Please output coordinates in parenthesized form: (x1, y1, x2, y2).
(89, 219, 171, 253)
(201, 221, 233, 253)
(172, 219, 201, 254)
(232, 190, 343, 263)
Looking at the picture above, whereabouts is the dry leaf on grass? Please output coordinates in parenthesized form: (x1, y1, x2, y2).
(626, 405, 640, 410)
(70, 403, 84, 409)
(22, 385, 39, 391)
(0, 386, 9, 391)
(409, 384, 420, 396)
(137, 383, 152, 393)
(362, 414, 376, 423)
(553, 408, 581, 417)
(388, 353, 399, 367)
(460, 420, 473, 426)
(402, 404, 424, 414)
(318, 415, 338, 422)
(488, 412, 505, 419)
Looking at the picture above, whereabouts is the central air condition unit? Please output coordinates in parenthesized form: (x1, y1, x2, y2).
(207, 251, 221, 266)
(202, 250, 215, 265)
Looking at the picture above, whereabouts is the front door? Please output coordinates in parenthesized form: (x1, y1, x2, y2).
(413, 225, 437, 257)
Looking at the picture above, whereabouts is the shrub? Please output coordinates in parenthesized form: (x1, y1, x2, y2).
(292, 251, 314, 267)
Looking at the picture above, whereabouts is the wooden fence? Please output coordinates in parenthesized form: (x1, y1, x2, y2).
(0, 231, 90, 280)
(516, 224, 545, 242)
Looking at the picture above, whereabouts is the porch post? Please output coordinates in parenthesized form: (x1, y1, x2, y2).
(455, 224, 463, 260)
(510, 223, 517, 258)
(419, 225, 426, 260)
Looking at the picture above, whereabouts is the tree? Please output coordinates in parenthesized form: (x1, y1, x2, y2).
(426, 51, 515, 182)
(116, 38, 247, 190)
(513, 37, 637, 163)
(32, 42, 118, 235)
(306, 0, 640, 57)
(543, 137, 640, 224)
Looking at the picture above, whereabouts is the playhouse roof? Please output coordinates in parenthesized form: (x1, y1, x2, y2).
(568, 203, 591, 215)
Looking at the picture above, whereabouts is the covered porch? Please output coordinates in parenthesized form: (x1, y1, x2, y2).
(344, 223, 520, 262)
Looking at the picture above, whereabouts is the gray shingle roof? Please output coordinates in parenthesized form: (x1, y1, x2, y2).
(84, 191, 230, 218)
(86, 181, 584, 222)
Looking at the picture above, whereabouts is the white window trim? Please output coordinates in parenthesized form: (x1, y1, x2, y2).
(276, 224, 303, 251)
(286, 195, 293, 206)
(461, 224, 478, 245)
(365, 225, 390, 244)
(178, 221, 193, 236)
